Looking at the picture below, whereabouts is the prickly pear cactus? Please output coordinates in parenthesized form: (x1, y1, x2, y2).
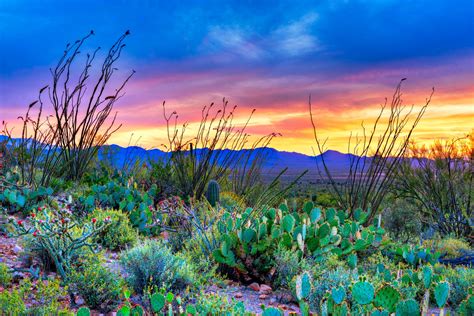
(332, 301, 348, 316)
(262, 307, 283, 316)
(347, 253, 357, 269)
(205, 180, 220, 207)
(457, 294, 474, 315)
(150, 293, 165, 312)
(434, 281, 450, 308)
(371, 310, 389, 316)
(395, 299, 420, 316)
(352, 281, 375, 305)
(422, 265, 432, 289)
(374, 284, 401, 313)
(76, 307, 91, 316)
(331, 286, 346, 304)
(296, 271, 312, 300)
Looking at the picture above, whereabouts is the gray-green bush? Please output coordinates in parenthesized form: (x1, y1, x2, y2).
(120, 240, 196, 295)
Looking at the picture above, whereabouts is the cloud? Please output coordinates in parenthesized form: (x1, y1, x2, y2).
(272, 12, 321, 57)
(204, 26, 265, 60)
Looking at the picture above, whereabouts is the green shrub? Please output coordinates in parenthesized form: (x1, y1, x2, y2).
(219, 191, 245, 212)
(423, 237, 471, 259)
(0, 262, 12, 287)
(306, 267, 353, 313)
(1, 277, 72, 315)
(68, 253, 122, 312)
(87, 209, 138, 250)
(382, 198, 422, 242)
(22, 277, 72, 315)
(0, 288, 26, 315)
(120, 240, 196, 295)
(273, 246, 311, 288)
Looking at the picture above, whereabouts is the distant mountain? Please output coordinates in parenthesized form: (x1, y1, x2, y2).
(97, 144, 364, 181)
(1, 136, 366, 181)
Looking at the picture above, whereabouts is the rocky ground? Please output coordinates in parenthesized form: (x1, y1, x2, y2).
(0, 230, 449, 316)
(0, 231, 299, 315)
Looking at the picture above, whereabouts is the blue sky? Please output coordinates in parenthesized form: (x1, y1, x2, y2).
(1, 0, 473, 153)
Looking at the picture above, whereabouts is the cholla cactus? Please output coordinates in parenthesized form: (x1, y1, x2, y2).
(9, 205, 110, 279)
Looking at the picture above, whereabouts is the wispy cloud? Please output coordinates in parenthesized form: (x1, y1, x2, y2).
(272, 13, 321, 57)
(204, 26, 265, 60)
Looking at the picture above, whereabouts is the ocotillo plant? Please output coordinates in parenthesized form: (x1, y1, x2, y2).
(9, 205, 110, 279)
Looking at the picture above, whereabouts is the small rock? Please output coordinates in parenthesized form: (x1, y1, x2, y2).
(235, 292, 243, 298)
(74, 295, 85, 306)
(259, 284, 272, 294)
(248, 282, 260, 291)
(259, 294, 268, 300)
(13, 245, 23, 254)
(277, 292, 294, 303)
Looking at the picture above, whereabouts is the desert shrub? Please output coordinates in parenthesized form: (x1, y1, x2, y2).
(20, 277, 72, 315)
(180, 238, 220, 285)
(87, 209, 138, 250)
(193, 292, 246, 315)
(273, 246, 314, 288)
(306, 267, 354, 313)
(0, 262, 12, 287)
(0, 288, 26, 315)
(382, 198, 422, 242)
(120, 240, 196, 295)
(219, 191, 245, 212)
(423, 236, 471, 259)
(68, 253, 122, 312)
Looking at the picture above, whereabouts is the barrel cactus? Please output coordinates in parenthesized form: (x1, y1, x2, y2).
(205, 180, 220, 207)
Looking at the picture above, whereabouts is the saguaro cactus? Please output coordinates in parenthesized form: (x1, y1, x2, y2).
(205, 180, 220, 207)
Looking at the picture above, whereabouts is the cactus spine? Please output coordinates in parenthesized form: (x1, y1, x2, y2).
(205, 180, 220, 207)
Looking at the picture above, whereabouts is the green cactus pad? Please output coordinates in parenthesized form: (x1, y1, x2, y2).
(374, 284, 401, 313)
(282, 214, 296, 232)
(371, 310, 389, 316)
(150, 293, 165, 312)
(422, 265, 432, 289)
(395, 299, 419, 316)
(347, 253, 358, 269)
(434, 281, 450, 308)
(352, 281, 375, 305)
(131, 305, 144, 316)
(332, 301, 348, 316)
(331, 286, 346, 304)
(76, 307, 91, 316)
(296, 272, 312, 300)
(310, 208, 322, 223)
(262, 307, 283, 316)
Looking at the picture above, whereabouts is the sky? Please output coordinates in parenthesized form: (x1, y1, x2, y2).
(0, 0, 473, 155)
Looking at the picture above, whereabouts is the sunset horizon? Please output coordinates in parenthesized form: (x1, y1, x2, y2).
(1, 1, 473, 155)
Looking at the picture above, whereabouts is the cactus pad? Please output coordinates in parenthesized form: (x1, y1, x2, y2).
(374, 284, 401, 313)
(352, 281, 375, 305)
(434, 281, 450, 308)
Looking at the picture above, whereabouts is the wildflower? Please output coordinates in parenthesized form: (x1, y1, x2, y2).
(103, 216, 111, 223)
(92, 218, 97, 224)
(17, 220, 23, 226)
(30, 213, 36, 218)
